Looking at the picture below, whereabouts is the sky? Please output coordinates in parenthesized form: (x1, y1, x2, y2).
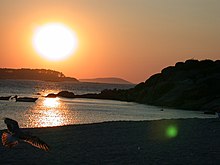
(0, 0, 219, 83)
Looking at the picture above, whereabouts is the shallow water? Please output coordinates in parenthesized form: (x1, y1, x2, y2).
(0, 80, 216, 129)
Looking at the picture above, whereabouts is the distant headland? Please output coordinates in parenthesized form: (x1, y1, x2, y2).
(79, 77, 133, 84)
(0, 68, 78, 82)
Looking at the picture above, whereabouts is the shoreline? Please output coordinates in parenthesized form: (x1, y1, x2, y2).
(1, 118, 220, 164)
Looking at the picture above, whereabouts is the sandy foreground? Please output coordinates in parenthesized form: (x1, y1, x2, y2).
(0, 118, 220, 165)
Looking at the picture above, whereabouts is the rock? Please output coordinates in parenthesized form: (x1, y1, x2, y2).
(57, 91, 75, 98)
(46, 93, 57, 98)
(46, 91, 75, 98)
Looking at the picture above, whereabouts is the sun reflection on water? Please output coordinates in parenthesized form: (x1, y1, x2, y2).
(37, 109, 64, 127)
(27, 97, 76, 128)
(43, 97, 60, 108)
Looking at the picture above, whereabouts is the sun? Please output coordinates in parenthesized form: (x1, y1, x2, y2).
(32, 23, 78, 61)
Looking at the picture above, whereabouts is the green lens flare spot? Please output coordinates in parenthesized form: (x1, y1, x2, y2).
(166, 125, 178, 138)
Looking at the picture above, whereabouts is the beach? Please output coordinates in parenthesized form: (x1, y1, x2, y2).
(0, 118, 220, 165)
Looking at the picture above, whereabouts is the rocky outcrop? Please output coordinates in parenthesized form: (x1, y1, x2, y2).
(46, 59, 220, 112)
(84, 59, 220, 111)
(46, 91, 75, 98)
(124, 59, 220, 111)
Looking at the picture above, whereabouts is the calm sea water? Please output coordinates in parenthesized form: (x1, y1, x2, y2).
(0, 80, 215, 129)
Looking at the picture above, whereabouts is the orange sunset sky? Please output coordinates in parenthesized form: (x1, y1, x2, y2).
(0, 0, 219, 83)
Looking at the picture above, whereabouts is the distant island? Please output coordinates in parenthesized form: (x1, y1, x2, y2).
(79, 77, 133, 84)
(0, 68, 78, 82)
(47, 59, 220, 112)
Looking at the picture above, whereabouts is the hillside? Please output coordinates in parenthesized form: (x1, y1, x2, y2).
(0, 68, 78, 82)
(79, 77, 132, 84)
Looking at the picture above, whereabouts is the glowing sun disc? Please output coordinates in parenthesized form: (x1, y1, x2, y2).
(33, 23, 78, 61)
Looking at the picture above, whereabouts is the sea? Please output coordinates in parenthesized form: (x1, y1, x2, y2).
(0, 80, 216, 130)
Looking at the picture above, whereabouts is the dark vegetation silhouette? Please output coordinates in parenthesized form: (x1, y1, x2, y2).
(0, 68, 78, 82)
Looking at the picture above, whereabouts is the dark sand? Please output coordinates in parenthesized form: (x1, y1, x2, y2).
(1, 118, 220, 165)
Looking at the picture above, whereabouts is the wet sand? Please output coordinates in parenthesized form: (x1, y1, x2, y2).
(0, 118, 220, 165)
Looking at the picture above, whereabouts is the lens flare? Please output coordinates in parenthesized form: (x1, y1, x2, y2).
(166, 125, 178, 138)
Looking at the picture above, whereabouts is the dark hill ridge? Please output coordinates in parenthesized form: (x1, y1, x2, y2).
(0, 68, 78, 82)
(56, 59, 219, 112)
